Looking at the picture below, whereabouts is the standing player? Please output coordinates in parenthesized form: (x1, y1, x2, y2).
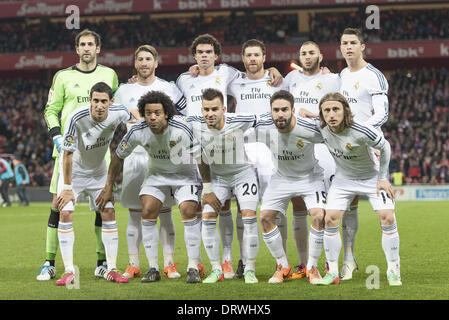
(97, 91, 203, 284)
(314, 92, 400, 286)
(113, 45, 187, 279)
(190, 88, 260, 284)
(283, 41, 340, 279)
(338, 28, 390, 280)
(257, 90, 326, 284)
(55, 82, 131, 285)
(39, 29, 119, 281)
(180, 35, 283, 278)
(227, 39, 286, 278)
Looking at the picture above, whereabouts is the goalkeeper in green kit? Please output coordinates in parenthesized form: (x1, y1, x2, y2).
(37, 29, 119, 281)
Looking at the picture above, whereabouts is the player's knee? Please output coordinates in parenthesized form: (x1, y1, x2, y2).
(310, 209, 325, 228)
(259, 211, 275, 229)
(378, 210, 395, 226)
(179, 202, 197, 220)
(101, 208, 115, 221)
(59, 210, 73, 222)
(324, 211, 339, 227)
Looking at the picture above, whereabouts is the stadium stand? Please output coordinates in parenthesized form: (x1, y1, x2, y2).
(1, 2, 448, 187)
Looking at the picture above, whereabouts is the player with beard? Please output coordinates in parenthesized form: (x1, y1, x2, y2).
(257, 90, 326, 284)
(227, 39, 288, 278)
(283, 41, 340, 279)
(113, 45, 187, 280)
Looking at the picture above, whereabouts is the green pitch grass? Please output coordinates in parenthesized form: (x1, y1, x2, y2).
(0, 201, 448, 300)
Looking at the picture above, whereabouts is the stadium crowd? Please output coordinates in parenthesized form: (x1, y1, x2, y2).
(0, 67, 448, 187)
(0, 12, 297, 53)
(310, 8, 449, 43)
(2, 8, 449, 54)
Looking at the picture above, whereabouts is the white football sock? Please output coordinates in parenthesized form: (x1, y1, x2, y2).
(323, 226, 341, 275)
(263, 226, 289, 268)
(242, 215, 259, 272)
(202, 218, 221, 270)
(275, 213, 288, 253)
(307, 226, 324, 270)
(127, 209, 142, 267)
(102, 221, 119, 271)
(183, 217, 202, 270)
(236, 210, 246, 264)
(58, 222, 75, 273)
(219, 210, 233, 264)
(342, 205, 358, 262)
(381, 216, 400, 273)
(293, 211, 308, 266)
(159, 208, 175, 266)
(142, 219, 159, 270)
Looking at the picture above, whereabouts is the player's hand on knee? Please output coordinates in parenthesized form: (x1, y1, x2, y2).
(202, 193, 222, 213)
(377, 180, 395, 200)
(96, 188, 113, 211)
(57, 190, 75, 211)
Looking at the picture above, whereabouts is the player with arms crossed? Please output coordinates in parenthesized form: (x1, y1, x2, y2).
(314, 92, 400, 286)
(113, 45, 187, 279)
(283, 41, 340, 279)
(39, 29, 119, 281)
(337, 28, 390, 280)
(257, 90, 326, 284)
(55, 82, 131, 285)
(190, 88, 261, 284)
(97, 91, 203, 283)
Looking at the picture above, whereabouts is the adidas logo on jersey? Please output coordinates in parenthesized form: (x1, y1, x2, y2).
(189, 84, 195, 89)
(74, 84, 80, 88)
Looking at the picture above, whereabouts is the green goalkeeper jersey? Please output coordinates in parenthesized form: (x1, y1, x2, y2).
(44, 64, 119, 158)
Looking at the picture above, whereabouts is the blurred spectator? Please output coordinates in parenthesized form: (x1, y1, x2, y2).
(0, 157, 14, 207)
(13, 158, 30, 206)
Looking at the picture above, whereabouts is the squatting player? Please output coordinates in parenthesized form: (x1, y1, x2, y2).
(113, 45, 187, 279)
(190, 88, 261, 284)
(39, 29, 118, 281)
(97, 91, 203, 284)
(283, 41, 340, 279)
(313, 92, 400, 287)
(55, 82, 131, 285)
(257, 90, 326, 284)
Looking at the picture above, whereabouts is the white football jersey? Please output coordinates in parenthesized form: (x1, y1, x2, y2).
(339, 63, 389, 128)
(176, 64, 240, 116)
(284, 70, 340, 115)
(116, 116, 199, 186)
(114, 78, 186, 128)
(62, 104, 131, 177)
(189, 113, 256, 177)
(254, 113, 323, 179)
(229, 71, 285, 115)
(319, 121, 387, 180)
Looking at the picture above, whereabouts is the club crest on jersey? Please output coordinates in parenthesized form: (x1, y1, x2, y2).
(266, 80, 272, 87)
(65, 135, 74, 144)
(316, 82, 323, 90)
(296, 139, 304, 149)
(169, 140, 177, 148)
(354, 82, 359, 90)
(345, 142, 353, 150)
(215, 77, 221, 85)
